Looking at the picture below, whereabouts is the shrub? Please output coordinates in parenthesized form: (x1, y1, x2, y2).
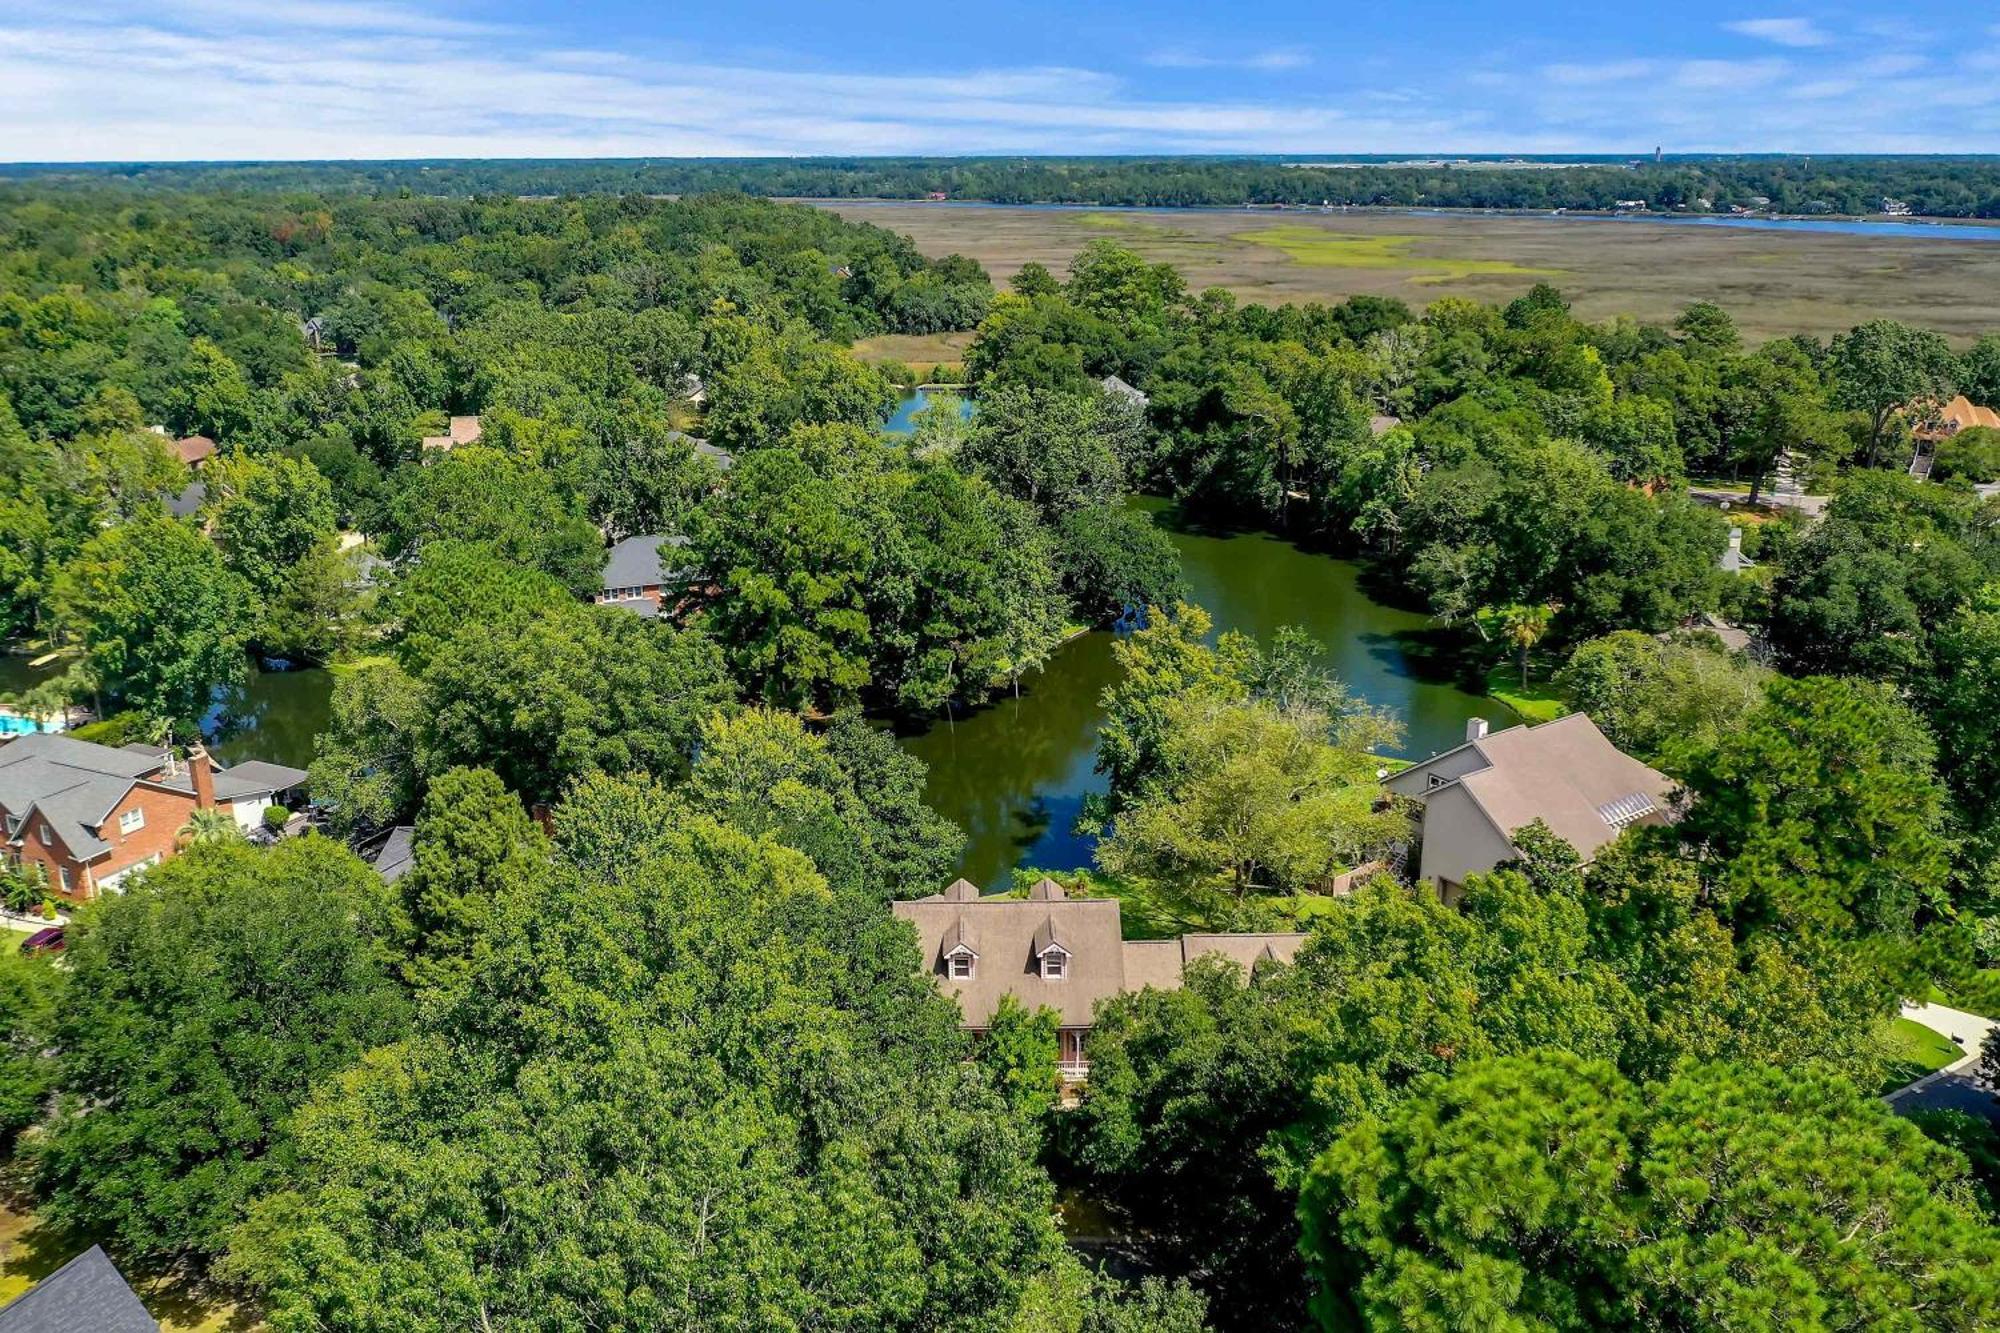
(262, 804, 291, 832)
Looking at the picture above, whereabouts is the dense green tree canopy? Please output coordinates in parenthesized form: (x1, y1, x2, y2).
(33, 839, 408, 1269)
(1300, 1052, 2000, 1333)
(54, 512, 253, 729)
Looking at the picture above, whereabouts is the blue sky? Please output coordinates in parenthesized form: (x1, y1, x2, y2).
(1, 1, 1994, 160)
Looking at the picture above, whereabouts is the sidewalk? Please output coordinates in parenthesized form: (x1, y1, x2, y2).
(1884, 1001, 1997, 1120)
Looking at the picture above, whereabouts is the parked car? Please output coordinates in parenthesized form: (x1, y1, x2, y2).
(19, 926, 65, 955)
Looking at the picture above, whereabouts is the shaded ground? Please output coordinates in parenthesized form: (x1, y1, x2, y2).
(812, 202, 2000, 343)
(0, 1180, 259, 1331)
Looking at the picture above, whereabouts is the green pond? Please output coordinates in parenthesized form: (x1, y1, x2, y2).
(900, 498, 1511, 888)
(8, 499, 1506, 884)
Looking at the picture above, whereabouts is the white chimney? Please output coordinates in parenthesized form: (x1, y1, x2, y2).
(1466, 717, 1490, 742)
(1727, 527, 1743, 555)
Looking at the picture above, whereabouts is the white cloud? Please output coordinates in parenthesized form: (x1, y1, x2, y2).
(0, 0, 1995, 160)
(1143, 47, 1309, 71)
(1724, 17, 1831, 47)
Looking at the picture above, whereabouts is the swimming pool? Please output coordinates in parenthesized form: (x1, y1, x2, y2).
(0, 712, 53, 736)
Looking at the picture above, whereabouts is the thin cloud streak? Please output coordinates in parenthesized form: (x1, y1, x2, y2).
(1, 1, 1997, 160)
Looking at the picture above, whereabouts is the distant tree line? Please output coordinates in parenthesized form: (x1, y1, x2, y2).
(13, 155, 2000, 217)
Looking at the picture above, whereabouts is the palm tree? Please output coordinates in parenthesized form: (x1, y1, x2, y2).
(1499, 602, 1557, 689)
(178, 807, 242, 847)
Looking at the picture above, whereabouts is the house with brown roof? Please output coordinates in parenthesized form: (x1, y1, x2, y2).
(1381, 714, 1677, 903)
(0, 734, 306, 901)
(172, 435, 216, 467)
(1911, 394, 2000, 442)
(893, 877, 1305, 1078)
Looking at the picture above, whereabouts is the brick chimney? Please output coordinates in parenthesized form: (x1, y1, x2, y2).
(189, 744, 216, 810)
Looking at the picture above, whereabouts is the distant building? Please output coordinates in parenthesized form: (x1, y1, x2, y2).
(0, 1244, 157, 1333)
(173, 435, 216, 468)
(597, 534, 697, 618)
(419, 415, 483, 453)
(681, 374, 707, 406)
(1368, 413, 1401, 437)
(1910, 394, 2000, 443)
(670, 430, 734, 473)
(894, 877, 1305, 1078)
(1382, 714, 1678, 903)
(1099, 374, 1148, 409)
(0, 735, 306, 901)
(1881, 198, 1913, 217)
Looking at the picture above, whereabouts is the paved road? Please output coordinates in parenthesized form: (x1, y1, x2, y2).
(1687, 487, 1829, 519)
(1886, 1002, 1998, 1122)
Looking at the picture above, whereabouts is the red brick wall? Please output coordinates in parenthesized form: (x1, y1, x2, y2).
(95, 784, 200, 888)
(6, 782, 198, 902)
(10, 807, 87, 900)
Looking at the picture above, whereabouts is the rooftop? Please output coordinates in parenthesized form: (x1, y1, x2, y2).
(0, 1245, 158, 1333)
(602, 533, 693, 592)
(893, 877, 1305, 1027)
(0, 734, 304, 863)
(1383, 713, 1677, 863)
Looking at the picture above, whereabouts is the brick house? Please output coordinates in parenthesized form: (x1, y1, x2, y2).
(596, 534, 700, 619)
(0, 734, 306, 901)
(893, 877, 1306, 1078)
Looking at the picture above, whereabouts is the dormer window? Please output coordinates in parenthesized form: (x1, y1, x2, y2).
(1040, 947, 1069, 981)
(946, 948, 976, 979)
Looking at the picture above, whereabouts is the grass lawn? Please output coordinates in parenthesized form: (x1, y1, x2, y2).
(1484, 665, 1569, 724)
(0, 1184, 259, 1331)
(1876, 1016, 1963, 1095)
(1229, 227, 1560, 284)
(848, 331, 973, 370)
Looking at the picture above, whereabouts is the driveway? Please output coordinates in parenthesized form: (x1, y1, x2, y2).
(1885, 1001, 1998, 1122)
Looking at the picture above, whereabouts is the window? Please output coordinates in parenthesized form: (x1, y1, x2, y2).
(58, 866, 72, 892)
(948, 953, 974, 979)
(37, 822, 50, 846)
(1041, 951, 1068, 981)
(119, 808, 145, 835)
(1427, 772, 1449, 791)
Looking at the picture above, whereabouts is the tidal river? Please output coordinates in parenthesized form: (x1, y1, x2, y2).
(901, 497, 1510, 888)
(81, 497, 1505, 888)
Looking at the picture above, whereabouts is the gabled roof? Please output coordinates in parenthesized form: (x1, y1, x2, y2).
(173, 435, 215, 466)
(893, 879, 1307, 1027)
(0, 1244, 158, 1333)
(153, 759, 308, 801)
(0, 735, 303, 861)
(1100, 374, 1147, 406)
(365, 825, 415, 884)
(602, 534, 692, 591)
(1031, 914, 1068, 957)
(941, 913, 977, 957)
(1382, 713, 1677, 864)
(893, 886, 1124, 1026)
(669, 430, 735, 473)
